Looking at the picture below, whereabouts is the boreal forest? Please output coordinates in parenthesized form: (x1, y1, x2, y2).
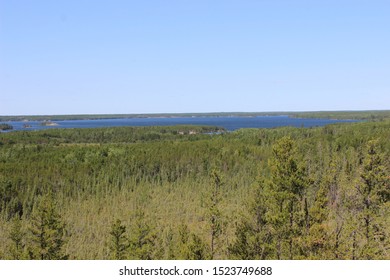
(0, 116, 389, 260)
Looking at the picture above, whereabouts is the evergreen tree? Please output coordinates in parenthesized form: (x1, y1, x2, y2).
(206, 169, 225, 259)
(0, 180, 23, 220)
(109, 219, 129, 260)
(305, 180, 331, 259)
(8, 216, 25, 259)
(175, 223, 209, 260)
(28, 195, 68, 260)
(128, 210, 156, 260)
(358, 140, 390, 258)
(229, 184, 274, 259)
(160, 226, 175, 260)
(267, 136, 308, 259)
(177, 223, 190, 259)
(1, 120, 389, 259)
(187, 233, 209, 260)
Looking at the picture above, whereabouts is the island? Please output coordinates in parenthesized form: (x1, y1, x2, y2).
(41, 121, 59, 126)
(0, 123, 13, 131)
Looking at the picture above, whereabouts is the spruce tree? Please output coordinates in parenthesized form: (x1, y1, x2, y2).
(187, 233, 209, 260)
(267, 136, 308, 259)
(229, 184, 274, 259)
(128, 210, 156, 260)
(28, 195, 68, 260)
(177, 223, 190, 259)
(109, 219, 129, 260)
(206, 169, 224, 259)
(8, 216, 25, 259)
(358, 140, 390, 258)
(305, 180, 331, 259)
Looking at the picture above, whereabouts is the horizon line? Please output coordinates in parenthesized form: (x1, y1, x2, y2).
(2, 109, 390, 117)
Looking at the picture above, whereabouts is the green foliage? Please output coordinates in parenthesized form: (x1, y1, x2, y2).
(28, 195, 68, 260)
(0, 180, 23, 220)
(304, 182, 332, 259)
(356, 140, 390, 259)
(186, 233, 209, 260)
(109, 219, 129, 260)
(0, 122, 389, 259)
(206, 169, 225, 259)
(8, 216, 26, 259)
(266, 136, 309, 259)
(360, 140, 389, 204)
(230, 136, 311, 260)
(176, 224, 191, 259)
(0, 125, 224, 146)
(229, 185, 274, 259)
(289, 110, 390, 121)
(159, 226, 175, 259)
(128, 210, 156, 260)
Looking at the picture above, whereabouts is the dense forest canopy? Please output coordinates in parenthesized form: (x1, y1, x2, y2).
(0, 121, 389, 259)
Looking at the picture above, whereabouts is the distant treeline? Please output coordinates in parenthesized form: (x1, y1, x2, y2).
(0, 121, 389, 260)
(0, 125, 224, 145)
(1, 110, 389, 122)
(289, 110, 390, 121)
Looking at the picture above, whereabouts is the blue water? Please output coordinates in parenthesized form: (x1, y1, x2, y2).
(4, 116, 359, 132)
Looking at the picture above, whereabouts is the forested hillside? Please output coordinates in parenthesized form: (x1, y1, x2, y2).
(0, 122, 389, 259)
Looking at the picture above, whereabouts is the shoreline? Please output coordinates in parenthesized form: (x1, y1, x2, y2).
(1, 110, 389, 122)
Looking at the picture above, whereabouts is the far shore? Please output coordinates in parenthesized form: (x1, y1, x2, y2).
(0, 110, 389, 122)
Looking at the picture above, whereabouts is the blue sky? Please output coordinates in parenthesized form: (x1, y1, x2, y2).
(1, 0, 389, 115)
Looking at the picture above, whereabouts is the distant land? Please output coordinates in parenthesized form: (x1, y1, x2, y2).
(0, 110, 389, 122)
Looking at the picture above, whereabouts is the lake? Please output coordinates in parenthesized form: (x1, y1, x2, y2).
(4, 116, 359, 132)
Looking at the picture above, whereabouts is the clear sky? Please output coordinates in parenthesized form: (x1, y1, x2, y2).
(1, 0, 389, 115)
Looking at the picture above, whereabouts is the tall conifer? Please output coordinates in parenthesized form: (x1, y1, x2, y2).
(28, 195, 68, 260)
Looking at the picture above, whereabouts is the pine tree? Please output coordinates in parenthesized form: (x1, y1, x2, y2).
(229, 184, 274, 259)
(0, 180, 23, 220)
(175, 223, 210, 260)
(358, 140, 390, 259)
(28, 195, 68, 260)
(177, 223, 191, 259)
(206, 169, 225, 259)
(128, 210, 156, 260)
(109, 219, 129, 260)
(267, 136, 308, 259)
(160, 226, 175, 260)
(228, 219, 252, 259)
(8, 216, 25, 259)
(305, 180, 331, 259)
(187, 233, 209, 260)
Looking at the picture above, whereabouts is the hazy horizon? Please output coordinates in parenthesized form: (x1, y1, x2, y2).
(2, 109, 390, 118)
